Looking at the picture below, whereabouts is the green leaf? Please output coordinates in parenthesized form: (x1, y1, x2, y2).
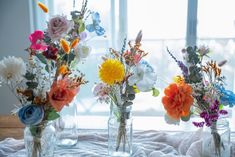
(219, 104, 224, 110)
(24, 72, 35, 80)
(181, 112, 192, 122)
(127, 94, 135, 100)
(47, 109, 60, 121)
(36, 53, 47, 64)
(152, 88, 160, 97)
(45, 65, 49, 73)
(26, 82, 38, 89)
(79, 22, 85, 33)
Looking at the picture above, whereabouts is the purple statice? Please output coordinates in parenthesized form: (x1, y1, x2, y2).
(193, 121, 205, 127)
(219, 110, 228, 115)
(166, 48, 189, 78)
(197, 100, 228, 127)
(177, 61, 189, 78)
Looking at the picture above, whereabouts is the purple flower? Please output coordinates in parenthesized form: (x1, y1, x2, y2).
(79, 32, 87, 41)
(219, 110, 228, 115)
(200, 111, 209, 119)
(177, 61, 188, 77)
(47, 15, 74, 41)
(193, 122, 205, 127)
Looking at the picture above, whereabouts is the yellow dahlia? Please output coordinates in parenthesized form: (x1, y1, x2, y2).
(99, 59, 125, 85)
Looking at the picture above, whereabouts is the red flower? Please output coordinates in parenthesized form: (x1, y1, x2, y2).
(42, 46, 58, 60)
(48, 78, 79, 112)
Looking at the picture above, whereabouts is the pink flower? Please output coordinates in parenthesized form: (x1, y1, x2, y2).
(29, 30, 47, 51)
(93, 83, 111, 103)
(47, 15, 74, 41)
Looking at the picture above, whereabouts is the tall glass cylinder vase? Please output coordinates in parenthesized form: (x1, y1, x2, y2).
(108, 105, 133, 157)
(202, 118, 231, 157)
(55, 99, 79, 148)
(24, 122, 56, 157)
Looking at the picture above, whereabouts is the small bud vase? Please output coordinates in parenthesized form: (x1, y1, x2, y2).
(108, 105, 133, 157)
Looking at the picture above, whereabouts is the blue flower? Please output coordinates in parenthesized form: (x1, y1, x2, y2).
(217, 85, 235, 107)
(18, 104, 44, 126)
(86, 12, 105, 36)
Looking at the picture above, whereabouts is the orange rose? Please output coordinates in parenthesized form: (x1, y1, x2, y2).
(48, 78, 79, 112)
(162, 83, 194, 120)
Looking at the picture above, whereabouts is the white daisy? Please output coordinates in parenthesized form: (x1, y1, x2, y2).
(0, 56, 26, 83)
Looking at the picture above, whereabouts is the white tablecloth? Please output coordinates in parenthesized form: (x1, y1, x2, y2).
(0, 129, 234, 157)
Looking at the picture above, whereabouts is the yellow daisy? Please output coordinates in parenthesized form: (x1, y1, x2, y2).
(99, 59, 125, 85)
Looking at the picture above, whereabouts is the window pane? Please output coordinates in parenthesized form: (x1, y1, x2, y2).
(127, 0, 187, 39)
(197, 0, 235, 91)
(198, 0, 235, 38)
(51, 0, 111, 115)
(127, 0, 187, 115)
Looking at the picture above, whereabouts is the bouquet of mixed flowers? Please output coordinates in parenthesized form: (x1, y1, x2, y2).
(0, 1, 104, 156)
(162, 46, 235, 156)
(93, 31, 158, 154)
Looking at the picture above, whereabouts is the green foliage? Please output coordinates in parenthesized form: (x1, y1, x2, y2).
(186, 46, 200, 65)
(79, 21, 86, 33)
(26, 82, 38, 89)
(62, 53, 76, 65)
(24, 71, 36, 80)
(35, 53, 47, 64)
(152, 88, 160, 97)
(47, 108, 60, 121)
(181, 114, 191, 122)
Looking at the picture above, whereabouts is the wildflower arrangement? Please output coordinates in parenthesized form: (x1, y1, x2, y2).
(162, 46, 235, 156)
(0, 1, 104, 156)
(93, 31, 158, 152)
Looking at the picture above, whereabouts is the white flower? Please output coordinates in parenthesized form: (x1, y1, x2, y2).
(74, 44, 91, 62)
(0, 56, 26, 82)
(128, 61, 157, 92)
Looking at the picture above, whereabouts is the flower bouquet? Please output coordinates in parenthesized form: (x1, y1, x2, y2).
(0, 1, 104, 156)
(93, 31, 158, 156)
(162, 46, 235, 157)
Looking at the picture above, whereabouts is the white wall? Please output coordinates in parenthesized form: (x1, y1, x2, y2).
(0, 0, 32, 115)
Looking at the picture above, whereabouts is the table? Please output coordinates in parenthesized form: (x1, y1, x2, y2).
(0, 129, 235, 157)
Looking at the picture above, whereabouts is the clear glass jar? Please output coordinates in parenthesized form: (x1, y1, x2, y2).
(108, 105, 133, 157)
(202, 118, 231, 157)
(24, 122, 56, 157)
(55, 99, 79, 148)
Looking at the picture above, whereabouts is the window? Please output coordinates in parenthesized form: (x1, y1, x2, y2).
(34, 1, 235, 129)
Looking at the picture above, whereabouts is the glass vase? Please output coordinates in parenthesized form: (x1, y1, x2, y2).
(202, 118, 231, 157)
(24, 122, 56, 157)
(55, 99, 79, 148)
(108, 105, 133, 157)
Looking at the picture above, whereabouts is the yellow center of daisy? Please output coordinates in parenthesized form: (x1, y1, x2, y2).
(99, 59, 125, 85)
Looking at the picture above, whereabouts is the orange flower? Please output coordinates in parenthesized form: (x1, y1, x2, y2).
(70, 38, 80, 49)
(48, 78, 79, 112)
(58, 64, 69, 75)
(162, 83, 194, 120)
(60, 39, 70, 54)
(37, 2, 48, 13)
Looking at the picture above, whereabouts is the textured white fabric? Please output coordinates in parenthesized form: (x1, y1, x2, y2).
(0, 129, 234, 157)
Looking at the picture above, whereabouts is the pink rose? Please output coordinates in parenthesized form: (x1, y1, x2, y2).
(29, 30, 47, 51)
(47, 15, 74, 41)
